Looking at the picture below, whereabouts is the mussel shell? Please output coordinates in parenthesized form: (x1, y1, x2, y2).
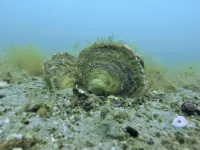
(76, 42, 146, 97)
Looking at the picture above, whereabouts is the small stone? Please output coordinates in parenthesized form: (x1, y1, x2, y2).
(172, 116, 188, 128)
(0, 94, 6, 98)
(0, 81, 9, 89)
(147, 138, 154, 145)
(123, 126, 139, 138)
(4, 118, 10, 124)
(181, 101, 198, 115)
(12, 148, 23, 150)
(0, 129, 4, 134)
(155, 132, 161, 137)
(152, 90, 165, 95)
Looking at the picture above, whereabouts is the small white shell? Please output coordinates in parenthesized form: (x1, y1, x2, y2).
(172, 116, 188, 128)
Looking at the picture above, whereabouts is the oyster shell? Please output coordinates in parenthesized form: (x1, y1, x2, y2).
(76, 42, 146, 97)
(42, 52, 77, 92)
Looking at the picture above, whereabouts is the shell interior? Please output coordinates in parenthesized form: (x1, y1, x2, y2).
(76, 42, 146, 97)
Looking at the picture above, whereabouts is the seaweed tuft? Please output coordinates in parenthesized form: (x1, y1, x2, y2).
(1, 44, 44, 76)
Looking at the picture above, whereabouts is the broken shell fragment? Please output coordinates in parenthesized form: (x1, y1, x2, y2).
(0, 81, 10, 89)
(76, 42, 146, 97)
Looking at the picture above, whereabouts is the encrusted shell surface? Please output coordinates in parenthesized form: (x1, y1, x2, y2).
(42, 52, 77, 92)
(76, 42, 146, 97)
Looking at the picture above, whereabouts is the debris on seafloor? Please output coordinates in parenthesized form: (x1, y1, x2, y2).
(152, 89, 165, 95)
(0, 81, 10, 89)
(181, 101, 200, 115)
(123, 126, 139, 138)
(172, 116, 189, 128)
(0, 72, 12, 84)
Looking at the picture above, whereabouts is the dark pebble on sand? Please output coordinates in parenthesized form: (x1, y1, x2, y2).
(124, 126, 139, 138)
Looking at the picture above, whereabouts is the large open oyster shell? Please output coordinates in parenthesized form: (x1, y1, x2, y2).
(76, 42, 146, 97)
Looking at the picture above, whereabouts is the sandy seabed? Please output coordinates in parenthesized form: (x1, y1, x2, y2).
(0, 77, 200, 150)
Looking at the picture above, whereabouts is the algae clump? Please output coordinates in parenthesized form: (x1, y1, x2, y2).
(2, 44, 44, 76)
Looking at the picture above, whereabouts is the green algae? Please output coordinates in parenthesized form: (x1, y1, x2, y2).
(2, 44, 45, 76)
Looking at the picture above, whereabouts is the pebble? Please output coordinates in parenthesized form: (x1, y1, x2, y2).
(12, 148, 23, 150)
(0, 81, 10, 89)
(0, 94, 6, 98)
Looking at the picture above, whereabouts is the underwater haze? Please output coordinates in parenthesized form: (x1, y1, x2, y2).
(1, 1, 200, 149)
(0, 0, 200, 68)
